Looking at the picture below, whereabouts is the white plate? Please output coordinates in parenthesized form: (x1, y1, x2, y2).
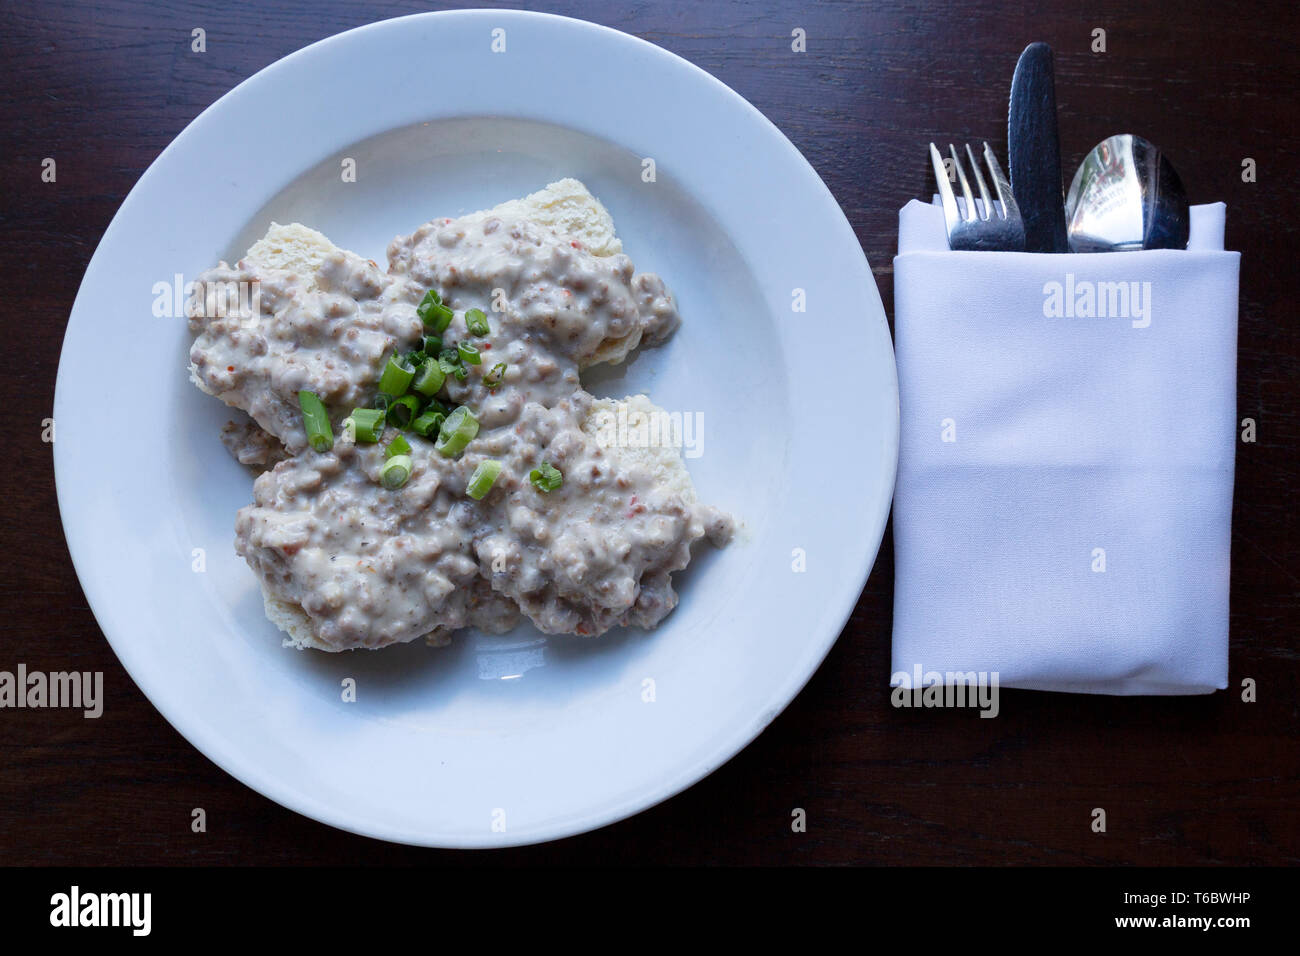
(55, 10, 897, 847)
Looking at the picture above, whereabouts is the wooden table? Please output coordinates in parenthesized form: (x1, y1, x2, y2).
(2, 0, 1295, 865)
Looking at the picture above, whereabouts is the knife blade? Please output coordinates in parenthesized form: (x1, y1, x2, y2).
(1008, 42, 1068, 253)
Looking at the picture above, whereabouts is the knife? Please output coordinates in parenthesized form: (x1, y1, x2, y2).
(1008, 42, 1069, 253)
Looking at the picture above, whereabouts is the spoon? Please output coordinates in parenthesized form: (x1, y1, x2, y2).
(1064, 134, 1189, 252)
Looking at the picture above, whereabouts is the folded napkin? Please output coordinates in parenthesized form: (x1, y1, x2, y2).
(891, 200, 1239, 695)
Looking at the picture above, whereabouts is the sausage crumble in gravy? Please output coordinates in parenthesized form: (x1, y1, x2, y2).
(188, 182, 732, 651)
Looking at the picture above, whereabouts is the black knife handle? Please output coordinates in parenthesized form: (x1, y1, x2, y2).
(1009, 42, 1069, 253)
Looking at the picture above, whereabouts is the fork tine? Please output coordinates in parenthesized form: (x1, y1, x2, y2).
(948, 144, 976, 221)
(929, 143, 960, 235)
(982, 141, 1016, 221)
(965, 144, 993, 221)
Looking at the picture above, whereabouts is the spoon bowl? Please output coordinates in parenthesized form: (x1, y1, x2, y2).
(1065, 134, 1189, 252)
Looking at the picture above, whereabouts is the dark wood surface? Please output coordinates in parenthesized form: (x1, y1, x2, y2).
(2, 0, 1296, 865)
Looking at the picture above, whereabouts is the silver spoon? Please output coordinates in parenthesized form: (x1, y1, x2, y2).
(1065, 134, 1189, 252)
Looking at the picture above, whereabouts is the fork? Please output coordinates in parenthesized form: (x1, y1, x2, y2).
(929, 141, 1025, 251)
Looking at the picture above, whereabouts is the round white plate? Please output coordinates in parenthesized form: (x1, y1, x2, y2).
(55, 10, 897, 847)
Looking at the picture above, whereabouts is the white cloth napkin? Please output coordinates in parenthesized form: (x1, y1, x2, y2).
(891, 200, 1239, 695)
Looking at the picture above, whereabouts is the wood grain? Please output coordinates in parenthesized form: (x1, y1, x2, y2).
(1, 0, 1296, 864)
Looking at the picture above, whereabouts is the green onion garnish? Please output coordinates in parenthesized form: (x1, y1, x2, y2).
(434, 406, 479, 457)
(457, 341, 482, 365)
(297, 390, 333, 452)
(529, 462, 563, 493)
(419, 300, 454, 332)
(465, 308, 490, 336)
(406, 349, 428, 367)
(385, 434, 411, 459)
(349, 407, 385, 443)
(378, 355, 415, 396)
(423, 334, 443, 355)
(417, 290, 453, 333)
(423, 306, 454, 335)
(466, 459, 502, 500)
(439, 346, 469, 381)
(380, 454, 413, 490)
(437, 347, 460, 376)
(483, 362, 508, 390)
(411, 358, 446, 397)
(386, 394, 420, 428)
(410, 409, 446, 438)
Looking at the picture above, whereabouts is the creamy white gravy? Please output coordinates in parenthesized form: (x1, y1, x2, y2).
(191, 214, 731, 650)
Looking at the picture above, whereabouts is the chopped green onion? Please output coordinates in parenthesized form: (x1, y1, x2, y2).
(529, 462, 563, 493)
(372, 392, 391, 414)
(410, 409, 446, 438)
(437, 347, 460, 377)
(465, 308, 490, 336)
(349, 407, 385, 443)
(434, 305, 455, 330)
(423, 334, 443, 355)
(418, 290, 444, 323)
(385, 434, 411, 459)
(457, 341, 482, 365)
(378, 355, 415, 396)
(483, 362, 508, 390)
(297, 390, 334, 452)
(417, 290, 453, 332)
(406, 349, 428, 367)
(439, 345, 469, 381)
(411, 358, 446, 397)
(466, 459, 502, 500)
(386, 394, 420, 428)
(434, 406, 479, 457)
(380, 454, 413, 490)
